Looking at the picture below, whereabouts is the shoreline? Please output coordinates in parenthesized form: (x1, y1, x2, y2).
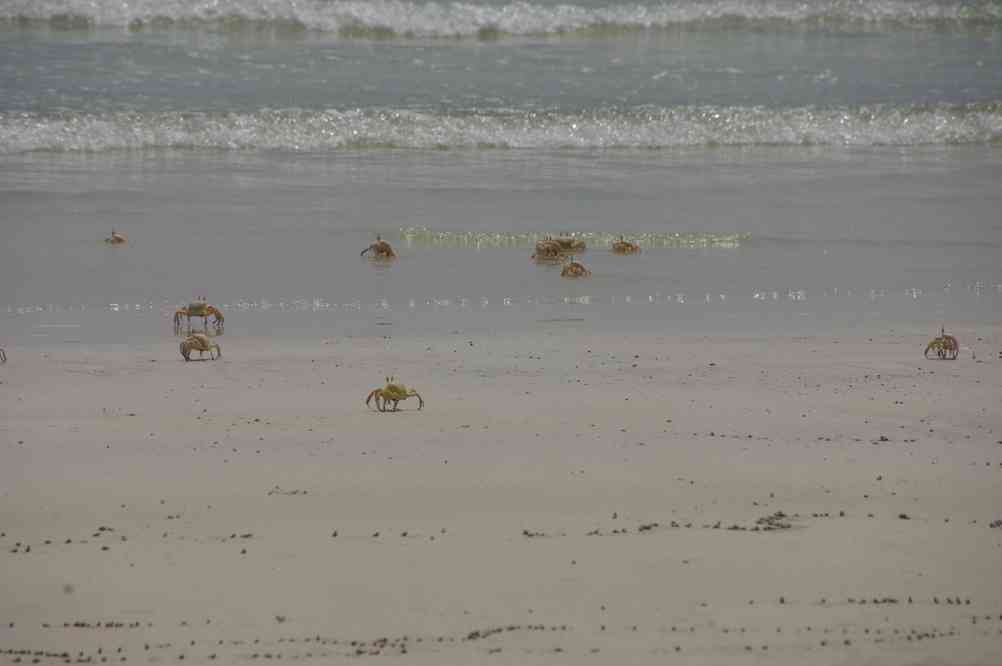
(2, 329, 1001, 664)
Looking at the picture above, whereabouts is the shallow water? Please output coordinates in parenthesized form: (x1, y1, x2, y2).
(1, 1, 1000, 346)
(3, 146, 1000, 346)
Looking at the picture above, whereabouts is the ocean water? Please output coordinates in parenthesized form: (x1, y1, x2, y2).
(1, 0, 1000, 346)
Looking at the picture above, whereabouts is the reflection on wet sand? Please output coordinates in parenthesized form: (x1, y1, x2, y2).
(5, 280, 1001, 322)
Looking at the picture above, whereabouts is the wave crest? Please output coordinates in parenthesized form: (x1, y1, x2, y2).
(2, 104, 1000, 154)
(1, 0, 1000, 36)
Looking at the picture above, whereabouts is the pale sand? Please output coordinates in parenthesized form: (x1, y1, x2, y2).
(1, 328, 1001, 665)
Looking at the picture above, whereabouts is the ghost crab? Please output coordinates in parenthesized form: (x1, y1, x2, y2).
(551, 236, 586, 253)
(366, 376, 424, 412)
(924, 327, 959, 360)
(560, 256, 591, 278)
(174, 301, 225, 335)
(180, 333, 221, 361)
(532, 238, 564, 262)
(104, 230, 127, 245)
(611, 236, 641, 255)
(532, 236, 586, 261)
(361, 235, 396, 260)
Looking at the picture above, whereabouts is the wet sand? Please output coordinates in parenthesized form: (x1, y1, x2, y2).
(2, 328, 1001, 664)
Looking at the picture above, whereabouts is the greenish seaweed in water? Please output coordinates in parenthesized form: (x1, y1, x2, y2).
(398, 226, 750, 249)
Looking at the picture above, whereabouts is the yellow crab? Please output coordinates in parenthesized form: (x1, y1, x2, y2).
(104, 230, 127, 245)
(361, 235, 396, 260)
(532, 236, 586, 261)
(180, 333, 221, 361)
(174, 301, 225, 335)
(611, 236, 641, 255)
(924, 327, 959, 360)
(560, 256, 591, 278)
(366, 376, 424, 412)
(551, 236, 586, 253)
(531, 238, 564, 262)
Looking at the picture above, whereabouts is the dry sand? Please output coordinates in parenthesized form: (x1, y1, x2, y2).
(2, 327, 1001, 665)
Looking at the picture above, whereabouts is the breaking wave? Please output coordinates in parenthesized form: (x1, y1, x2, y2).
(1, 0, 1000, 37)
(3, 103, 1001, 154)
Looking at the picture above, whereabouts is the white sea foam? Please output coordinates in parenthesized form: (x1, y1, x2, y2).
(0, 0, 998, 36)
(2, 103, 1000, 154)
